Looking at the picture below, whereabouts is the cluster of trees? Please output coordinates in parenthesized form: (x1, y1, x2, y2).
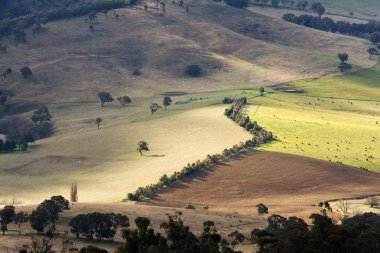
(97, 92, 133, 107)
(69, 212, 129, 240)
(29, 195, 70, 234)
(252, 212, 380, 253)
(115, 212, 244, 253)
(0, 0, 131, 41)
(0, 106, 53, 153)
(0, 195, 69, 235)
(127, 97, 273, 201)
(1, 66, 32, 80)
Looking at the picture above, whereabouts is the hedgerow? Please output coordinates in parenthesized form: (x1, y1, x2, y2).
(125, 97, 273, 201)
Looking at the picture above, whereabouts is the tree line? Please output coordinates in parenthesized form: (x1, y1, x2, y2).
(70, 211, 245, 253)
(252, 211, 380, 253)
(127, 97, 273, 201)
(283, 13, 380, 48)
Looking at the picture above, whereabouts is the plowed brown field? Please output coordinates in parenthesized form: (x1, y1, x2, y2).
(145, 151, 380, 219)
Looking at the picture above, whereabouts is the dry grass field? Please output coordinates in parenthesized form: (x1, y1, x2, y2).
(146, 151, 380, 219)
(0, 0, 374, 104)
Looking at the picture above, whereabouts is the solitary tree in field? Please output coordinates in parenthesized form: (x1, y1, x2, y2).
(337, 53, 349, 63)
(367, 48, 380, 60)
(256, 203, 268, 216)
(95, 117, 102, 130)
(14, 211, 29, 235)
(150, 103, 161, 114)
(366, 196, 379, 208)
(20, 66, 32, 79)
(137, 141, 149, 156)
(259, 87, 265, 96)
(337, 53, 352, 72)
(97, 91, 114, 107)
(0, 205, 15, 235)
(117, 96, 132, 107)
(162, 96, 172, 110)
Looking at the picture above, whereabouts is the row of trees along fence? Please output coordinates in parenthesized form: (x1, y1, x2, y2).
(127, 97, 273, 201)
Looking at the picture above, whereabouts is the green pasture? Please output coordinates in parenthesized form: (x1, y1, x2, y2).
(245, 63, 380, 172)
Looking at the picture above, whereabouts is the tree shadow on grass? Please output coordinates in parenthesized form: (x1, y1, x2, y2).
(145, 154, 166, 157)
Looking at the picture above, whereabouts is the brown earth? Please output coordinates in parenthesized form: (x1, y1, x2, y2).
(145, 151, 380, 219)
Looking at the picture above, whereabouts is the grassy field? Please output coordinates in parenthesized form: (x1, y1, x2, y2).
(0, 90, 255, 204)
(318, 0, 380, 20)
(244, 63, 380, 172)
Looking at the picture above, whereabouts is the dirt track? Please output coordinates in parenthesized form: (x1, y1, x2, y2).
(145, 151, 380, 218)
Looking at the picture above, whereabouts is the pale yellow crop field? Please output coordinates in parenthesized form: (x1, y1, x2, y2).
(0, 98, 252, 204)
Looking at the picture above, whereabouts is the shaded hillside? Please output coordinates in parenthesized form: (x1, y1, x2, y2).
(0, 0, 373, 103)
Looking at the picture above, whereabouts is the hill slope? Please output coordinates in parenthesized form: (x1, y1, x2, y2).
(0, 0, 373, 103)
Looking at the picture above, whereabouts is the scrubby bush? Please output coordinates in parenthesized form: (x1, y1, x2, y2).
(185, 64, 202, 77)
(132, 69, 141, 76)
(222, 97, 234, 104)
(184, 203, 196, 209)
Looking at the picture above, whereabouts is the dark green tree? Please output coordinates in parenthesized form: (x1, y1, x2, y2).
(14, 211, 29, 235)
(367, 47, 380, 60)
(162, 96, 172, 110)
(20, 66, 32, 79)
(256, 203, 268, 215)
(150, 103, 161, 114)
(259, 87, 265, 96)
(95, 117, 102, 130)
(97, 91, 114, 107)
(31, 106, 52, 124)
(137, 141, 149, 156)
(311, 2, 325, 17)
(0, 205, 15, 235)
(117, 96, 132, 107)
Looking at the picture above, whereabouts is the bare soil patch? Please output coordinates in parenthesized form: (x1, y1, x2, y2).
(145, 151, 380, 219)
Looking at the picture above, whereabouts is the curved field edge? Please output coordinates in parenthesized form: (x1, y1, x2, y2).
(125, 98, 274, 201)
(0, 91, 260, 204)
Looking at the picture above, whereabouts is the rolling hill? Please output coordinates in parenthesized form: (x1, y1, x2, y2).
(0, 0, 373, 105)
